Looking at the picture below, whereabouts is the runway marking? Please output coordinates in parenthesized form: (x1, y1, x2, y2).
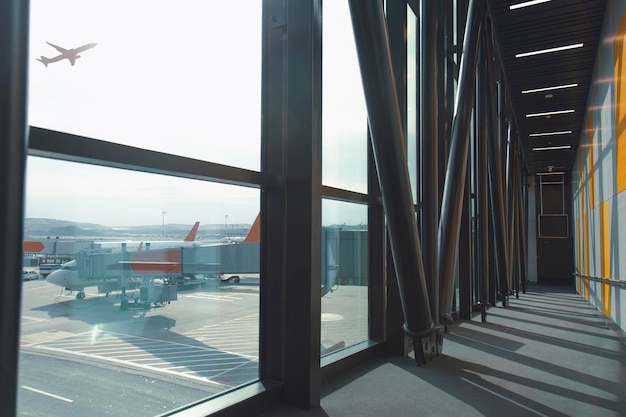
(20, 330, 76, 346)
(35, 343, 231, 387)
(31, 330, 254, 387)
(183, 293, 242, 301)
(22, 385, 74, 403)
(21, 315, 48, 324)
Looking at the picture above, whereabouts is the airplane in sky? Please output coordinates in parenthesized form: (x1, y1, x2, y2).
(36, 42, 97, 67)
(46, 217, 261, 304)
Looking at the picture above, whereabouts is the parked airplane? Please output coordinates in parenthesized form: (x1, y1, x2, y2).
(36, 42, 97, 67)
(46, 217, 261, 304)
(93, 221, 201, 252)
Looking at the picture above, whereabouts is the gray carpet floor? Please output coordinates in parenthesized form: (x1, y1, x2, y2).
(261, 285, 626, 417)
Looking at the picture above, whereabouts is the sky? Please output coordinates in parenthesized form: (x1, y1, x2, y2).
(26, 0, 369, 228)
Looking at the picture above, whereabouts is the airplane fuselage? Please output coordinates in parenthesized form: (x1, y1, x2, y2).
(37, 42, 97, 67)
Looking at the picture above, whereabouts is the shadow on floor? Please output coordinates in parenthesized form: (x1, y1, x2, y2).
(261, 285, 626, 417)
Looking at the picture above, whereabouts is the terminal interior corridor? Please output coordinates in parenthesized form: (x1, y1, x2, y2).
(263, 285, 626, 417)
(5, 1, 626, 416)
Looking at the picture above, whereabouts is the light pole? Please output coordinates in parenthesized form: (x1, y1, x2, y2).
(162, 211, 167, 237)
(225, 214, 228, 237)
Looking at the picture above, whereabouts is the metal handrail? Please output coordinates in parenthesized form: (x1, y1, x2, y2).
(573, 273, 626, 289)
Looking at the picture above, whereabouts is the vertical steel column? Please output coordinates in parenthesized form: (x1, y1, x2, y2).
(477, 37, 490, 321)
(485, 30, 510, 310)
(510, 157, 520, 297)
(420, 0, 440, 325)
(281, 1, 322, 407)
(519, 173, 529, 293)
(438, 0, 485, 321)
(504, 120, 515, 298)
(439, 0, 453, 196)
(348, 1, 435, 359)
(458, 160, 473, 320)
(0, 0, 29, 415)
(513, 146, 525, 297)
(261, 0, 287, 387)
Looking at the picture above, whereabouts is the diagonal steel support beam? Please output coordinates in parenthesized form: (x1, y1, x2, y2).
(438, 0, 485, 321)
(348, 0, 434, 361)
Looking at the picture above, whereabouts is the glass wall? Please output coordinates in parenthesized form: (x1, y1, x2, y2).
(19, 157, 260, 416)
(322, 0, 368, 193)
(407, 5, 418, 204)
(28, 0, 262, 171)
(4, 0, 465, 414)
(321, 199, 368, 356)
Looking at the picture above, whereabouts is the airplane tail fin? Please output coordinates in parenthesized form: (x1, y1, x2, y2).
(36, 57, 49, 67)
(242, 214, 260, 243)
(184, 221, 200, 241)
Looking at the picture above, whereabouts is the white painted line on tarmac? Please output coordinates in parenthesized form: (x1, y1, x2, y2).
(34, 345, 229, 387)
(21, 315, 48, 324)
(22, 386, 74, 403)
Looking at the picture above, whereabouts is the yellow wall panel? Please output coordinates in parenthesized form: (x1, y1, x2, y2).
(615, 12, 626, 193)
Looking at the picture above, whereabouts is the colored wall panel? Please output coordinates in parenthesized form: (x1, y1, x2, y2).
(615, 10, 626, 193)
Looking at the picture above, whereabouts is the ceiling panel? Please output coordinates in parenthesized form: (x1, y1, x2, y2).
(488, 0, 607, 175)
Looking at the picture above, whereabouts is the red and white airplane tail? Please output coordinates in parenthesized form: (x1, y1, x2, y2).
(184, 221, 201, 242)
(242, 214, 260, 243)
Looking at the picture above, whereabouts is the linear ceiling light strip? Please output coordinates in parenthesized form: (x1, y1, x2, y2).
(526, 109, 575, 118)
(529, 131, 573, 137)
(510, 0, 551, 10)
(533, 145, 572, 151)
(522, 83, 578, 94)
(516, 43, 583, 58)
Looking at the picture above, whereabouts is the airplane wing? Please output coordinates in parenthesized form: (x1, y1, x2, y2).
(46, 42, 69, 54)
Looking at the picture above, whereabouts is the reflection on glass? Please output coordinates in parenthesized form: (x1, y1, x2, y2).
(321, 199, 368, 356)
(28, 0, 262, 171)
(18, 157, 260, 416)
(322, 0, 368, 193)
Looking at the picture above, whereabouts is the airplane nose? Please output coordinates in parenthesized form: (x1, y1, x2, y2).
(46, 270, 66, 287)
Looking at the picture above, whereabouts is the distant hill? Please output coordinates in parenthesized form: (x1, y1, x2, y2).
(23, 218, 252, 241)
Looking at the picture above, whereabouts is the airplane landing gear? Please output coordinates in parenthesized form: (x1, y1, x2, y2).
(76, 290, 86, 300)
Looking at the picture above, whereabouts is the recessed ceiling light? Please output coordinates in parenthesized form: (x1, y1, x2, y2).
(526, 109, 575, 118)
(545, 93, 554, 98)
(510, 0, 551, 10)
(516, 43, 583, 58)
(533, 145, 572, 151)
(522, 83, 578, 94)
(529, 131, 573, 137)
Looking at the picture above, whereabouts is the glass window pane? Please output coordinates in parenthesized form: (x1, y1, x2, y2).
(28, 0, 262, 171)
(322, 0, 368, 193)
(407, 6, 418, 205)
(19, 157, 260, 416)
(321, 199, 368, 356)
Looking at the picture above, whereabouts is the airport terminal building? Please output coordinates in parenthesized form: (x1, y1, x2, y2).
(2, 1, 626, 416)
